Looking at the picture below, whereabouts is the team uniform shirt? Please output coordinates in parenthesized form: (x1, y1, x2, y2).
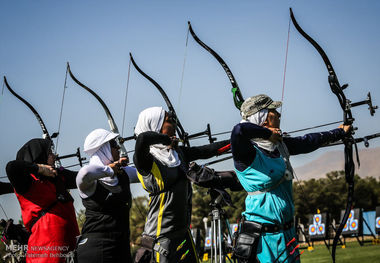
(134, 131, 229, 263)
(231, 122, 346, 263)
(76, 164, 134, 263)
(6, 160, 79, 263)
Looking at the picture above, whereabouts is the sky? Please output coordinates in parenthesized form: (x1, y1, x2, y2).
(1, 0, 379, 221)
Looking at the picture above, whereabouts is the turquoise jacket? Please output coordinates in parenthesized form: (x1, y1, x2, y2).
(235, 145, 294, 225)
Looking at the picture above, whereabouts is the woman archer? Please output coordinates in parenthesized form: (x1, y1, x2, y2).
(231, 94, 351, 263)
(6, 138, 79, 262)
(133, 106, 231, 263)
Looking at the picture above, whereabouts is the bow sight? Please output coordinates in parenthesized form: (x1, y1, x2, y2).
(348, 92, 377, 116)
(290, 8, 378, 263)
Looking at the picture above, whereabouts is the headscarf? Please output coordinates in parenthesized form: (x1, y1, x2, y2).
(16, 138, 73, 199)
(16, 138, 51, 164)
(241, 109, 294, 180)
(84, 129, 120, 188)
(240, 109, 276, 152)
(134, 107, 181, 167)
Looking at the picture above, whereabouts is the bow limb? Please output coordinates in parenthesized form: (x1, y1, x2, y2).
(66, 63, 128, 158)
(289, 8, 355, 262)
(129, 53, 189, 146)
(3, 76, 62, 167)
(187, 21, 244, 110)
(289, 9, 353, 123)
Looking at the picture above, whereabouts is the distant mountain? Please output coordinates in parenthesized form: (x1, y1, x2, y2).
(294, 147, 380, 181)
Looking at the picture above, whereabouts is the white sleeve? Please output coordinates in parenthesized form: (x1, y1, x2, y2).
(121, 166, 139, 184)
(76, 165, 114, 198)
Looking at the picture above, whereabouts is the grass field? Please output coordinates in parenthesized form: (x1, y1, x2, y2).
(202, 240, 380, 262)
(300, 241, 380, 263)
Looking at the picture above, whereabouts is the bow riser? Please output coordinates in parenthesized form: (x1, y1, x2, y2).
(289, 8, 378, 262)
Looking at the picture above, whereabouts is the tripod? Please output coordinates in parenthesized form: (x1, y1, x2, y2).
(208, 191, 235, 263)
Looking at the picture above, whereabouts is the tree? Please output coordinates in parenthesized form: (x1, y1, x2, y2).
(293, 170, 380, 224)
(76, 209, 86, 232)
(129, 196, 149, 245)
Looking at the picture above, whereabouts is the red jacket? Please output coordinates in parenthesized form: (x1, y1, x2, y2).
(15, 174, 79, 263)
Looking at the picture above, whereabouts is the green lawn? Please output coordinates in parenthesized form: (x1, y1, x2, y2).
(301, 241, 380, 263)
(202, 241, 380, 262)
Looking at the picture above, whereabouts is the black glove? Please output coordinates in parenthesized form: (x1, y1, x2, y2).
(186, 162, 222, 188)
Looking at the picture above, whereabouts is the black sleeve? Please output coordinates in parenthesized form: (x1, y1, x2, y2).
(186, 163, 242, 191)
(58, 168, 78, 189)
(284, 128, 346, 155)
(0, 181, 14, 195)
(6, 160, 39, 195)
(215, 170, 243, 191)
(133, 131, 171, 175)
(179, 139, 230, 163)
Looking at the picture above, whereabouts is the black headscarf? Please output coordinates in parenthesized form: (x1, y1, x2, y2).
(16, 139, 51, 164)
(14, 138, 72, 202)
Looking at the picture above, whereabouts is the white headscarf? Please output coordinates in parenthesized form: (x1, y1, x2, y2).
(84, 128, 120, 187)
(241, 109, 294, 180)
(135, 107, 181, 167)
(240, 109, 276, 152)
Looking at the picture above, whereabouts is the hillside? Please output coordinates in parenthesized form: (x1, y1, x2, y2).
(294, 147, 380, 180)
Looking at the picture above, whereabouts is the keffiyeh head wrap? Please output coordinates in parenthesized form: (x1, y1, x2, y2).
(135, 107, 181, 167)
(84, 128, 119, 187)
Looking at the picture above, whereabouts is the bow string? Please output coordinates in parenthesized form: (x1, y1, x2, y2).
(187, 21, 244, 110)
(3, 76, 62, 168)
(66, 63, 129, 158)
(129, 53, 190, 146)
(289, 8, 377, 262)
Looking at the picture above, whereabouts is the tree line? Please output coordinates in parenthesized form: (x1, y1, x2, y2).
(77, 170, 380, 246)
